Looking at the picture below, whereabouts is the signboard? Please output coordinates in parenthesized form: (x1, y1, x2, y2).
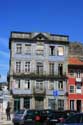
(53, 90, 59, 96)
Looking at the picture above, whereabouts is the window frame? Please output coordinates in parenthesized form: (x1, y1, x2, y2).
(70, 85, 74, 93)
(57, 46, 64, 56)
(16, 44, 22, 54)
(25, 44, 31, 55)
(16, 61, 21, 73)
(58, 81, 63, 90)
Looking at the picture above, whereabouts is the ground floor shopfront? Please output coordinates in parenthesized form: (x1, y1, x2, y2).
(11, 95, 68, 112)
(68, 95, 83, 112)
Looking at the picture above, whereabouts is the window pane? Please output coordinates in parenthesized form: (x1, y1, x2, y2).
(16, 62, 21, 73)
(49, 63, 54, 75)
(36, 45, 44, 55)
(49, 46, 55, 56)
(70, 100, 74, 110)
(16, 44, 22, 54)
(25, 80, 30, 89)
(14, 98, 20, 111)
(70, 86, 74, 93)
(25, 44, 31, 54)
(58, 81, 63, 90)
(57, 46, 64, 56)
(25, 62, 30, 72)
(48, 81, 54, 90)
(36, 62, 43, 74)
(58, 99, 64, 110)
(24, 98, 30, 109)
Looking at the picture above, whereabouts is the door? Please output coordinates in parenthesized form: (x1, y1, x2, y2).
(14, 98, 20, 111)
(35, 98, 44, 109)
(77, 100, 81, 112)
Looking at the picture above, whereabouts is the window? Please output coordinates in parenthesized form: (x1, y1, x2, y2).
(48, 99, 55, 110)
(36, 44, 44, 55)
(70, 86, 74, 93)
(58, 81, 63, 90)
(76, 70, 81, 78)
(70, 100, 74, 110)
(25, 62, 30, 73)
(76, 83, 81, 93)
(58, 99, 64, 110)
(77, 84, 81, 89)
(36, 62, 43, 74)
(49, 46, 55, 56)
(15, 79, 20, 88)
(57, 46, 64, 56)
(25, 80, 30, 89)
(16, 44, 22, 54)
(36, 80, 43, 90)
(25, 44, 31, 55)
(16, 61, 21, 73)
(49, 62, 54, 75)
(48, 81, 54, 90)
(69, 69, 74, 76)
(24, 97, 30, 109)
(58, 64, 63, 76)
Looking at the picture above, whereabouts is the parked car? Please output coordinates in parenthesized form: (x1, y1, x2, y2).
(12, 109, 42, 125)
(12, 109, 28, 125)
(24, 109, 41, 124)
(40, 109, 54, 122)
(45, 110, 78, 124)
(59, 112, 83, 125)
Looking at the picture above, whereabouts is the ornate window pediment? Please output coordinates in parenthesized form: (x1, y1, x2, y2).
(32, 33, 49, 41)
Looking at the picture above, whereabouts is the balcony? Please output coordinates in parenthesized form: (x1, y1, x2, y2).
(11, 88, 32, 96)
(76, 77, 82, 82)
(33, 87, 46, 96)
(13, 71, 67, 80)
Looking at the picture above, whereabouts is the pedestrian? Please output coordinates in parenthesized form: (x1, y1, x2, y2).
(6, 102, 11, 120)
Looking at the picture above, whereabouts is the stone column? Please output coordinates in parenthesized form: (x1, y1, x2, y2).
(20, 98, 24, 109)
(31, 97, 35, 109)
(44, 97, 48, 109)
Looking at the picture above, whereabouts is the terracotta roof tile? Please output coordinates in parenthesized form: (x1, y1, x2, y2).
(68, 57, 83, 65)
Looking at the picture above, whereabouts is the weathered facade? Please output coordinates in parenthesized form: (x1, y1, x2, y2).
(8, 32, 69, 111)
(68, 42, 83, 112)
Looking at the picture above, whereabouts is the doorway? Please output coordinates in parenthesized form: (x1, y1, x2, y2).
(35, 97, 44, 109)
(77, 100, 81, 112)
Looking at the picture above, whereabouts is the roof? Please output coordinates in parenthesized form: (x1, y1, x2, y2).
(68, 57, 83, 65)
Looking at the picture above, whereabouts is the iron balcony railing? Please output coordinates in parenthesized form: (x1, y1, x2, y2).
(33, 87, 46, 96)
(13, 71, 67, 80)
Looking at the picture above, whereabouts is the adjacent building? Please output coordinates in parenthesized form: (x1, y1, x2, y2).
(0, 82, 12, 114)
(8, 32, 69, 111)
(68, 42, 83, 112)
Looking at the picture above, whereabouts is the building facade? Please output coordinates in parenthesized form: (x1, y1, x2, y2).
(0, 82, 12, 114)
(8, 32, 69, 111)
(68, 42, 83, 112)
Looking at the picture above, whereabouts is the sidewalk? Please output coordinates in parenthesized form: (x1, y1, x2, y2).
(0, 113, 13, 125)
(1, 120, 12, 125)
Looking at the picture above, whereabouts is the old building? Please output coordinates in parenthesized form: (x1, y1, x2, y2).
(0, 82, 12, 114)
(68, 42, 83, 112)
(8, 32, 69, 111)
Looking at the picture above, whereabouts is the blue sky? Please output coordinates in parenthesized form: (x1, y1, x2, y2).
(0, 0, 83, 82)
